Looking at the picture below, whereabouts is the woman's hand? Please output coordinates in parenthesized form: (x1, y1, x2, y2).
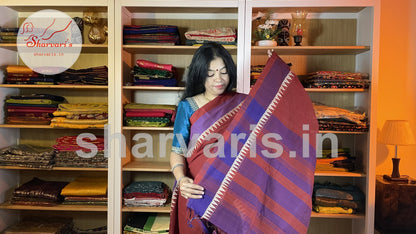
(267, 49, 274, 57)
(179, 176, 204, 199)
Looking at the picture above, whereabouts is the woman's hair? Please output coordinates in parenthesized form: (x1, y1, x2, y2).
(182, 42, 236, 99)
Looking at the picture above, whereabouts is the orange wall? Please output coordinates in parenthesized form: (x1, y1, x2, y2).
(377, 0, 416, 178)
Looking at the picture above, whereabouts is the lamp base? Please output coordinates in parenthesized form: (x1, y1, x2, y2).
(383, 174, 409, 183)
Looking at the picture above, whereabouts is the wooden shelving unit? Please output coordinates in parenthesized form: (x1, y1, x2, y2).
(251, 45, 370, 55)
(0, 166, 107, 171)
(122, 204, 171, 213)
(0, 201, 107, 212)
(245, 1, 379, 233)
(123, 44, 238, 55)
(0, 1, 112, 232)
(0, 84, 108, 89)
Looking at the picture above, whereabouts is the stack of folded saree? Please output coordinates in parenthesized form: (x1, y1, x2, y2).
(316, 148, 356, 172)
(303, 71, 370, 89)
(124, 213, 169, 234)
(5, 94, 67, 125)
(124, 103, 176, 127)
(313, 103, 368, 132)
(0, 144, 55, 168)
(4, 65, 56, 85)
(60, 176, 108, 205)
(313, 182, 364, 214)
(11, 177, 69, 206)
(0, 27, 18, 43)
(131, 59, 177, 87)
(250, 64, 265, 86)
(184, 27, 237, 45)
(51, 103, 108, 129)
(4, 216, 74, 234)
(73, 225, 107, 234)
(123, 25, 180, 45)
(53, 135, 107, 168)
(56, 66, 108, 85)
(123, 181, 170, 207)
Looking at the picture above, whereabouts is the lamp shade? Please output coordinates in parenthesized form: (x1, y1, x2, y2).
(379, 120, 416, 145)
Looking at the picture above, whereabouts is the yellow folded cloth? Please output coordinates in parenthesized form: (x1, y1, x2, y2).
(6, 65, 34, 74)
(51, 117, 108, 125)
(61, 176, 107, 196)
(54, 103, 108, 115)
(314, 205, 353, 214)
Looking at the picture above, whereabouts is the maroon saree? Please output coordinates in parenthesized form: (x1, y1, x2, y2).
(170, 52, 318, 234)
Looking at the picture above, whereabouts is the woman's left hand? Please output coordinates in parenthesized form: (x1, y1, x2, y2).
(179, 176, 205, 199)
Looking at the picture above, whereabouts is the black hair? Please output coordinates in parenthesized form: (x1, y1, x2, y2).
(182, 42, 236, 100)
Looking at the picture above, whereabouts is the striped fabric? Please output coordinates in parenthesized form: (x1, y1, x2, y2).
(182, 52, 318, 233)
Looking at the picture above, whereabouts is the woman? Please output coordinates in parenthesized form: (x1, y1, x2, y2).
(170, 42, 239, 233)
(170, 42, 318, 234)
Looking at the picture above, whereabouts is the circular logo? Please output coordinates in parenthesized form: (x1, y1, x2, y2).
(17, 9, 82, 75)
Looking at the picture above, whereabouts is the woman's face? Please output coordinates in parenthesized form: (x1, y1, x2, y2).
(204, 57, 230, 99)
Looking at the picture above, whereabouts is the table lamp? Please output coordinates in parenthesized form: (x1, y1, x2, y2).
(379, 120, 415, 182)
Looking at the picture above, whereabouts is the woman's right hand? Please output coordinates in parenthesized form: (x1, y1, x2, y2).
(179, 176, 205, 199)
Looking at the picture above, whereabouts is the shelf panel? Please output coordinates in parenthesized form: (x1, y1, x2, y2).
(124, 6, 239, 13)
(123, 126, 174, 131)
(319, 130, 367, 135)
(0, 166, 107, 171)
(123, 45, 237, 54)
(0, 124, 52, 129)
(314, 171, 366, 177)
(0, 84, 108, 89)
(0, 124, 105, 129)
(122, 204, 171, 213)
(0, 201, 107, 212)
(123, 86, 184, 91)
(123, 161, 171, 172)
(252, 7, 366, 14)
(310, 212, 365, 219)
(251, 46, 370, 55)
(305, 88, 367, 93)
(2, 1, 108, 9)
(0, 43, 108, 54)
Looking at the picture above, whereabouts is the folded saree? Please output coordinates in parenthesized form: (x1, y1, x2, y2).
(6, 65, 34, 74)
(7, 116, 52, 125)
(54, 135, 105, 151)
(132, 79, 178, 87)
(184, 27, 237, 42)
(124, 103, 176, 125)
(55, 151, 107, 168)
(57, 66, 108, 85)
(12, 177, 68, 204)
(53, 103, 108, 115)
(170, 53, 318, 233)
(51, 117, 108, 125)
(313, 206, 353, 214)
(0, 144, 55, 168)
(123, 181, 169, 207)
(61, 176, 107, 196)
(4, 216, 73, 233)
(124, 213, 169, 234)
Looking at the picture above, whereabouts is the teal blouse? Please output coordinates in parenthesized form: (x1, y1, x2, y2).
(171, 97, 199, 155)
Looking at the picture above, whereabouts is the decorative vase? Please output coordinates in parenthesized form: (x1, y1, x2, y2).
(256, 40, 277, 47)
(88, 25, 106, 44)
(291, 10, 308, 46)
